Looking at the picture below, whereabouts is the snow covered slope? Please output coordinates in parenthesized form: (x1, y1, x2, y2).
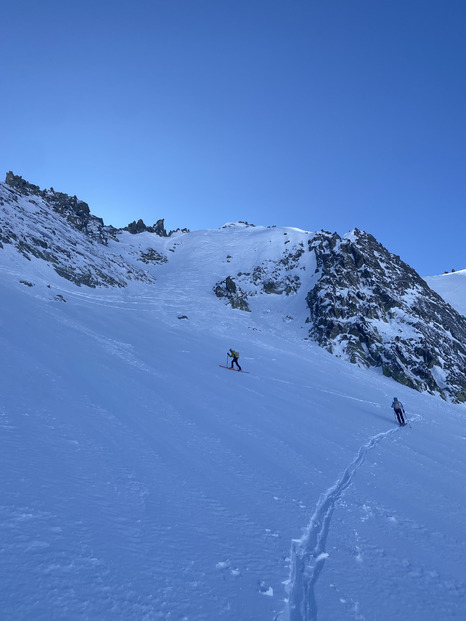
(425, 269, 466, 317)
(3, 173, 466, 403)
(1, 227, 465, 620)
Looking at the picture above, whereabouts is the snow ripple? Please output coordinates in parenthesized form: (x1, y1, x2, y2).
(286, 429, 396, 621)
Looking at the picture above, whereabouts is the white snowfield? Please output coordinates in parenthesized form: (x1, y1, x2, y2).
(425, 269, 466, 317)
(0, 223, 465, 621)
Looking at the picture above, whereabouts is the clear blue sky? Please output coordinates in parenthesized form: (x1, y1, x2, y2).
(2, 0, 465, 275)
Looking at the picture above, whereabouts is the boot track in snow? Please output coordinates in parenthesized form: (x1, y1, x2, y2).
(285, 427, 398, 621)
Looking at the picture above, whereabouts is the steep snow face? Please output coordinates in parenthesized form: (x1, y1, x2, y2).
(2, 175, 466, 404)
(424, 269, 466, 317)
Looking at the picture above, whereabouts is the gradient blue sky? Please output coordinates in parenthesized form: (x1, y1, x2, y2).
(2, 0, 465, 275)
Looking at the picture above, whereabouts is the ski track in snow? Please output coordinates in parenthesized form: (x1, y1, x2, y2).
(285, 427, 398, 621)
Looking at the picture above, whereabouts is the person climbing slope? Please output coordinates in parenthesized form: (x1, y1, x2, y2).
(227, 348, 242, 371)
(391, 397, 406, 426)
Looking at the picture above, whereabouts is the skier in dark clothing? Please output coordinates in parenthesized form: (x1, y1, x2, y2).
(227, 348, 242, 371)
(391, 397, 406, 426)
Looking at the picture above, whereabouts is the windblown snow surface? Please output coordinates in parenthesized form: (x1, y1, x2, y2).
(0, 225, 465, 621)
(425, 269, 466, 317)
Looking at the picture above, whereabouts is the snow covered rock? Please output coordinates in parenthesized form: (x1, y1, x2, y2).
(306, 229, 466, 402)
(214, 276, 251, 311)
(0, 173, 155, 287)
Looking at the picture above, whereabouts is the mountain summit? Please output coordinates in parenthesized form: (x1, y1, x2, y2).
(1, 172, 465, 402)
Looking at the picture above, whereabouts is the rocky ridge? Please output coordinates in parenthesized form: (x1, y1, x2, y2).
(305, 229, 466, 402)
(0, 173, 174, 287)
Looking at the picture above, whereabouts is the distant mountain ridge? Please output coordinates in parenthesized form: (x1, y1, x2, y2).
(2, 172, 466, 403)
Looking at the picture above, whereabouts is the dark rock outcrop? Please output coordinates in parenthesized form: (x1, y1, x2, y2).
(125, 218, 168, 237)
(214, 277, 251, 311)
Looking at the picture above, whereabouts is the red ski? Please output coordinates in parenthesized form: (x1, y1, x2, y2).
(219, 365, 249, 374)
